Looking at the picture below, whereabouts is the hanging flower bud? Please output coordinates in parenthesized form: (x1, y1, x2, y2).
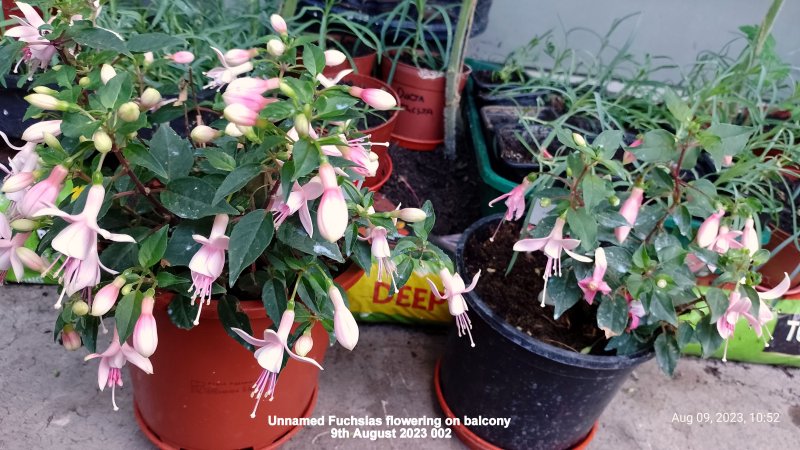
(190, 125, 221, 144)
(91, 276, 126, 316)
(2, 172, 36, 193)
(143, 52, 154, 66)
(225, 122, 245, 137)
(270, 14, 288, 35)
(697, 209, 725, 249)
(615, 186, 645, 243)
(224, 48, 258, 66)
(393, 208, 427, 223)
(294, 331, 314, 357)
(92, 130, 113, 153)
(16, 247, 46, 272)
(572, 133, 587, 147)
(266, 39, 286, 57)
(742, 217, 759, 255)
(224, 104, 259, 127)
(61, 325, 81, 351)
(72, 300, 90, 316)
(118, 102, 141, 122)
(133, 296, 158, 358)
(25, 94, 69, 111)
(21, 120, 62, 143)
(317, 163, 348, 242)
(18, 165, 69, 218)
(324, 50, 347, 66)
(139, 88, 163, 110)
(11, 218, 36, 232)
(167, 51, 195, 64)
(328, 285, 358, 350)
(33, 86, 58, 95)
(348, 86, 396, 110)
(100, 64, 117, 84)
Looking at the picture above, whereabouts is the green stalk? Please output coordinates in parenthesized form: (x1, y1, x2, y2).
(280, 0, 299, 19)
(443, 0, 477, 158)
(754, 0, 784, 60)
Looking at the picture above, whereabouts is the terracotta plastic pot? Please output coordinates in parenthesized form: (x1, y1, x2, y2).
(760, 226, 800, 290)
(323, 52, 377, 77)
(342, 72, 400, 150)
(380, 54, 471, 151)
(130, 266, 364, 450)
(362, 149, 393, 192)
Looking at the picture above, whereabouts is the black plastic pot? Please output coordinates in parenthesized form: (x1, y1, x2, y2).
(439, 215, 652, 450)
(1, 75, 36, 142)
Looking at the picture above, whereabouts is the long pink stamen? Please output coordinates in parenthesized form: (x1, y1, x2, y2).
(456, 313, 475, 348)
(249, 369, 278, 418)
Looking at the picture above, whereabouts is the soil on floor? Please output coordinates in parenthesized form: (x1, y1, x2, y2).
(463, 219, 608, 354)
(381, 143, 482, 235)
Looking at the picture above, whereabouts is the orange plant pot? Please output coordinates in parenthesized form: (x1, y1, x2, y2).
(130, 266, 364, 450)
(760, 227, 800, 290)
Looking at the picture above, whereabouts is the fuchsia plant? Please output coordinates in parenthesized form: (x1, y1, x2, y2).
(0, 3, 458, 411)
(488, 92, 790, 375)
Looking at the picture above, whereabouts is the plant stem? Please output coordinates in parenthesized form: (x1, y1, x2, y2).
(443, 0, 477, 159)
(111, 144, 172, 219)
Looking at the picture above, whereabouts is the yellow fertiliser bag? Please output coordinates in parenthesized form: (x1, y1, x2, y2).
(346, 263, 451, 324)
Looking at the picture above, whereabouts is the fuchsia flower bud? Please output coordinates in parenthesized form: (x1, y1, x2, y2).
(17, 165, 69, 218)
(190, 125, 221, 144)
(2, 171, 35, 193)
(270, 14, 288, 35)
(722, 155, 734, 167)
(317, 163, 348, 242)
(133, 296, 158, 358)
(697, 209, 725, 248)
(61, 325, 81, 351)
(222, 77, 279, 112)
(348, 86, 397, 110)
(614, 186, 644, 243)
(15, 247, 46, 272)
(324, 49, 347, 66)
(266, 39, 286, 57)
(396, 208, 427, 223)
(742, 217, 759, 255)
(139, 88, 163, 110)
(92, 276, 126, 316)
(21, 120, 61, 143)
(100, 64, 117, 85)
(224, 103, 259, 126)
(167, 51, 195, 64)
(25, 93, 69, 111)
(294, 332, 314, 357)
(224, 48, 258, 66)
(328, 285, 359, 350)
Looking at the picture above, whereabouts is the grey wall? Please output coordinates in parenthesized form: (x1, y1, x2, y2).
(467, 0, 800, 79)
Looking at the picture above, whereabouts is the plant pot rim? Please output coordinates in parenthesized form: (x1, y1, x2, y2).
(383, 50, 472, 79)
(456, 214, 654, 370)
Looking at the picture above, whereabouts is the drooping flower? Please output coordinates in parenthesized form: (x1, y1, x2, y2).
(625, 293, 645, 330)
(84, 329, 154, 411)
(755, 273, 790, 346)
(361, 226, 397, 290)
(696, 209, 725, 248)
(187, 214, 230, 325)
(269, 178, 323, 237)
(0, 215, 32, 283)
(709, 225, 743, 255)
(741, 217, 759, 255)
(224, 103, 259, 127)
(34, 184, 135, 308)
(4, 2, 57, 76)
(348, 86, 397, 110)
(17, 165, 69, 218)
(91, 276, 126, 316)
(328, 285, 359, 350)
(61, 325, 81, 351)
(231, 309, 323, 418)
(615, 186, 644, 243)
(513, 216, 593, 306)
(270, 14, 288, 35)
(317, 163, 348, 242)
(427, 268, 481, 347)
(204, 47, 254, 90)
(488, 178, 530, 239)
(133, 296, 158, 358)
(577, 247, 611, 305)
(716, 289, 759, 362)
(222, 77, 280, 112)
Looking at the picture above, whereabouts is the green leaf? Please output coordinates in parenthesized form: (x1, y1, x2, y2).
(654, 332, 680, 376)
(549, 272, 581, 319)
(649, 293, 678, 326)
(97, 73, 132, 109)
(160, 177, 238, 219)
(99, 241, 138, 272)
(302, 44, 327, 76)
(201, 148, 237, 172)
(592, 130, 623, 159)
(636, 129, 676, 163)
(352, 240, 373, 276)
(213, 164, 263, 205)
(581, 174, 607, 211)
(276, 221, 344, 263)
(61, 112, 99, 138)
(0, 41, 24, 87)
(597, 296, 629, 337)
(566, 208, 597, 251)
(155, 272, 190, 289)
(167, 295, 197, 329)
(704, 288, 729, 323)
(262, 278, 287, 326)
(127, 33, 185, 52)
(391, 257, 414, 292)
(228, 210, 275, 286)
(217, 295, 254, 350)
(654, 233, 684, 263)
(291, 139, 320, 181)
(671, 206, 692, 237)
(163, 221, 206, 266)
(69, 21, 129, 54)
(664, 88, 692, 125)
(676, 322, 695, 350)
(695, 314, 724, 358)
(138, 226, 168, 267)
(144, 125, 195, 182)
(115, 291, 143, 342)
(705, 123, 754, 168)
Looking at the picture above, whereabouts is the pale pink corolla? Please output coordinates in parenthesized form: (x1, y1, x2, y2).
(324, 49, 347, 67)
(513, 216, 593, 307)
(0, 216, 31, 283)
(329, 285, 359, 350)
(577, 247, 611, 305)
(717, 290, 760, 362)
(231, 309, 323, 417)
(270, 178, 323, 237)
(741, 217, 759, 255)
(34, 184, 135, 308)
(166, 51, 195, 64)
(224, 103, 259, 127)
(722, 155, 734, 167)
(188, 214, 230, 325)
(615, 186, 644, 243)
(755, 273, 790, 346)
(20, 120, 61, 143)
(696, 209, 725, 248)
(348, 86, 397, 110)
(317, 163, 348, 242)
(133, 296, 158, 358)
(628, 301, 645, 331)
(489, 178, 530, 223)
(361, 226, 397, 290)
(1, 171, 35, 193)
(222, 77, 280, 112)
(270, 14, 288, 35)
(316, 69, 353, 89)
(224, 48, 258, 66)
(709, 225, 743, 255)
(91, 276, 126, 316)
(17, 165, 68, 218)
(427, 268, 481, 347)
(84, 329, 153, 411)
(622, 139, 642, 165)
(204, 47, 254, 90)
(4, 2, 57, 75)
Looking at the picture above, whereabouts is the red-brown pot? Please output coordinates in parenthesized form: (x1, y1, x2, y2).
(362, 149, 393, 193)
(759, 226, 800, 290)
(2, 2, 19, 33)
(130, 265, 364, 450)
(323, 52, 377, 77)
(341, 72, 400, 151)
(380, 53, 471, 151)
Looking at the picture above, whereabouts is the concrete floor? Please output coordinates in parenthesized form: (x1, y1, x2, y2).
(1, 284, 799, 450)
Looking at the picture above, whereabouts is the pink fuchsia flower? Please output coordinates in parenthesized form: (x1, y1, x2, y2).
(84, 329, 153, 411)
(348, 86, 397, 110)
(224, 103, 259, 127)
(20, 120, 61, 143)
(324, 49, 347, 66)
(316, 69, 353, 88)
(133, 296, 158, 358)
(755, 273, 790, 345)
(0, 215, 31, 283)
(427, 268, 481, 347)
(317, 163, 348, 243)
(329, 285, 359, 350)
(270, 14, 288, 35)
(188, 214, 230, 325)
(361, 226, 397, 290)
(204, 47, 254, 90)
(61, 325, 81, 351)
(513, 216, 593, 307)
(716, 289, 760, 362)
(222, 77, 280, 112)
(166, 51, 195, 64)
(91, 276, 126, 316)
(614, 186, 644, 243)
(722, 155, 734, 167)
(17, 165, 69, 218)
(270, 178, 323, 237)
(625, 293, 645, 330)
(1, 171, 35, 193)
(34, 184, 135, 308)
(224, 48, 258, 66)
(696, 209, 725, 248)
(231, 308, 323, 417)
(741, 217, 759, 255)
(577, 247, 612, 305)
(709, 225, 743, 255)
(488, 178, 530, 225)
(4, 2, 57, 76)
(622, 139, 642, 165)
